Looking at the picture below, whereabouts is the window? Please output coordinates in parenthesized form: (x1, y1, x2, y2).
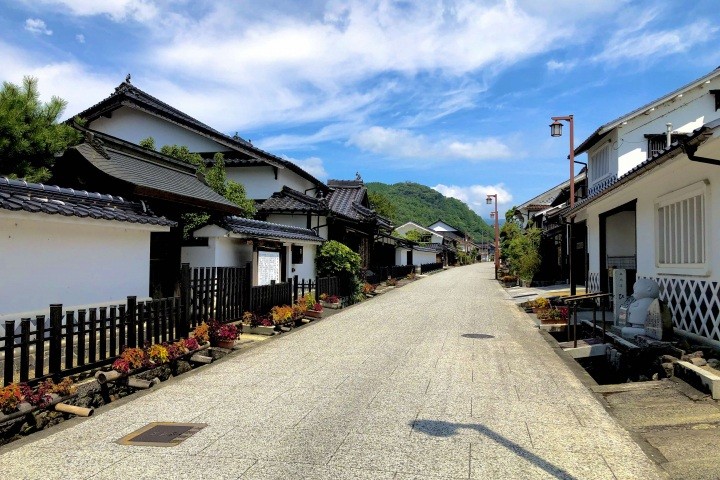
(291, 245, 304, 264)
(590, 144, 611, 182)
(656, 181, 708, 273)
(646, 133, 688, 159)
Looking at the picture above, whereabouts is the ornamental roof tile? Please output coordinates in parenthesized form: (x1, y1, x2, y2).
(257, 186, 327, 213)
(0, 177, 176, 227)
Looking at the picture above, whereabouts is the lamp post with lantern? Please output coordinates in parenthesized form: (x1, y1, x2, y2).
(549, 115, 577, 295)
(486, 194, 499, 280)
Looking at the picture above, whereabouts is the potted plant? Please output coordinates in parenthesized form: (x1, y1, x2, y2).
(500, 275, 517, 287)
(208, 320, 240, 349)
(271, 305, 294, 331)
(362, 283, 376, 297)
(320, 293, 341, 309)
(301, 294, 324, 319)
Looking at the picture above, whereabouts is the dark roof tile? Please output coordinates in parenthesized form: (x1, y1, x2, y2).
(222, 216, 323, 243)
(0, 177, 176, 227)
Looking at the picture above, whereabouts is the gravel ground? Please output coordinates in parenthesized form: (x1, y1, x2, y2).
(0, 262, 665, 479)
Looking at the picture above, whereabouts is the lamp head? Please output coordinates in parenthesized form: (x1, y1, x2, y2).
(486, 196, 493, 204)
(550, 120, 563, 137)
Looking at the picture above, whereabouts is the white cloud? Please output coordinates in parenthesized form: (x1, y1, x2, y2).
(283, 156, 328, 181)
(349, 126, 512, 162)
(76, 34, 85, 43)
(593, 12, 717, 64)
(25, 18, 52, 35)
(31, 0, 159, 22)
(0, 41, 118, 119)
(433, 183, 513, 216)
(546, 59, 576, 72)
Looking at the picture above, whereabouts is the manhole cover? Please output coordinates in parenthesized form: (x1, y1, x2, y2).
(461, 334, 494, 339)
(116, 422, 207, 447)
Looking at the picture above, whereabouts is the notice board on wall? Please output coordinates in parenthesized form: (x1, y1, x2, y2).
(258, 251, 281, 285)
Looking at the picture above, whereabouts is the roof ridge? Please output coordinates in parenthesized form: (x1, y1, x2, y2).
(0, 176, 129, 205)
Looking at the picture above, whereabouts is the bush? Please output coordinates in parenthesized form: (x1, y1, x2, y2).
(316, 241, 363, 300)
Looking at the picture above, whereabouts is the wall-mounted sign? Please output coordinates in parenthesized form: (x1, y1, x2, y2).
(258, 250, 281, 285)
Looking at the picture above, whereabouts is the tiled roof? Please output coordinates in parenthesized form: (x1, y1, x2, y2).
(0, 177, 176, 227)
(74, 79, 326, 189)
(66, 130, 241, 214)
(567, 120, 717, 216)
(516, 171, 587, 210)
(576, 67, 720, 155)
(257, 186, 327, 213)
(326, 180, 376, 223)
(223, 216, 323, 243)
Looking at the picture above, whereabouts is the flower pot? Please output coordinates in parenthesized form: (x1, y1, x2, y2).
(304, 310, 322, 319)
(212, 339, 236, 349)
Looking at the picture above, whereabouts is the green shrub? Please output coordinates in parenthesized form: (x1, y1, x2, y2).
(316, 241, 363, 302)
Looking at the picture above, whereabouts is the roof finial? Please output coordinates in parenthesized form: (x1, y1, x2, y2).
(355, 172, 362, 181)
(125, 73, 131, 83)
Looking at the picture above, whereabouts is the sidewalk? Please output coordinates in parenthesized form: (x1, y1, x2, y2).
(0, 263, 664, 479)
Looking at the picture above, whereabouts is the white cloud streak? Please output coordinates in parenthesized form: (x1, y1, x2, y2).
(349, 126, 512, 162)
(24, 18, 52, 35)
(433, 183, 513, 216)
(31, 0, 159, 22)
(283, 156, 328, 180)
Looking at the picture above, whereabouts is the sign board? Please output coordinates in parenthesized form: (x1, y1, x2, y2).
(612, 269, 627, 326)
(258, 251, 281, 286)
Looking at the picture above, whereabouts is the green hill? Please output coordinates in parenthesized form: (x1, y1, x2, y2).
(366, 181, 493, 242)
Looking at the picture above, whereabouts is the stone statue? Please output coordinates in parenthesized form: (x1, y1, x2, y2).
(621, 278, 659, 339)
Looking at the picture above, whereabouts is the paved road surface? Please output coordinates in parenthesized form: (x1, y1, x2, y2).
(0, 263, 665, 479)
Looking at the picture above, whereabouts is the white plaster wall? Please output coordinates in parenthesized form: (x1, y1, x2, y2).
(290, 243, 317, 281)
(606, 211, 636, 257)
(395, 248, 409, 265)
(583, 152, 720, 281)
(89, 107, 227, 152)
(395, 223, 443, 243)
(227, 166, 316, 201)
(414, 250, 438, 265)
(0, 214, 154, 316)
(182, 238, 254, 268)
(266, 213, 328, 240)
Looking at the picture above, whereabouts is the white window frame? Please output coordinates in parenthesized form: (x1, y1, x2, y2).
(654, 180, 710, 276)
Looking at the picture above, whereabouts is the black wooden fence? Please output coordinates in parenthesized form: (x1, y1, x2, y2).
(185, 265, 249, 328)
(293, 276, 345, 301)
(420, 262, 444, 274)
(250, 281, 293, 314)
(1, 295, 183, 387)
(365, 265, 416, 285)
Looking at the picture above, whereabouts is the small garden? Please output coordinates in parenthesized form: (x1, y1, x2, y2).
(498, 211, 541, 287)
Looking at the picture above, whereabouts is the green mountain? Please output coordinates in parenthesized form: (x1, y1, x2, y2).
(366, 181, 494, 242)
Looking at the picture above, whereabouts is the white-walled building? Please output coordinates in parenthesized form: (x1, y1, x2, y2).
(184, 217, 323, 285)
(568, 66, 720, 346)
(0, 177, 175, 317)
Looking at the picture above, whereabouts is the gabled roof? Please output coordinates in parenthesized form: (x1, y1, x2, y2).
(257, 186, 327, 214)
(567, 119, 718, 217)
(428, 219, 469, 238)
(516, 171, 587, 211)
(0, 177, 175, 227)
(75, 79, 327, 190)
(327, 178, 391, 228)
(395, 222, 442, 237)
(576, 67, 720, 155)
(61, 129, 240, 214)
(222, 216, 323, 243)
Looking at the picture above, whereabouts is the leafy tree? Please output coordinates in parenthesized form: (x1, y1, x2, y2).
(403, 229, 425, 243)
(368, 191, 396, 222)
(141, 139, 255, 238)
(501, 223, 541, 281)
(0, 76, 81, 182)
(316, 240, 364, 301)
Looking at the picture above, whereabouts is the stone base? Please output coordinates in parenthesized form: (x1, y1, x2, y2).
(621, 326, 645, 340)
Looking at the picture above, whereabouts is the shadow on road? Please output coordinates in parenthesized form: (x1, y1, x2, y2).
(412, 419, 578, 480)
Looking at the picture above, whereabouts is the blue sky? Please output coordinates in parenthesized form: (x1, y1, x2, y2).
(2, 1, 720, 217)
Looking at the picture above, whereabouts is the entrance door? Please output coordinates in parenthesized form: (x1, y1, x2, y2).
(599, 200, 637, 296)
(407, 250, 413, 266)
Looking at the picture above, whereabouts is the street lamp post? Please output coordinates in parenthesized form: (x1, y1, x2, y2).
(486, 194, 499, 280)
(550, 115, 576, 295)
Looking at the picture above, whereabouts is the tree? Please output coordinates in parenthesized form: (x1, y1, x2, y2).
(316, 240, 364, 301)
(368, 191, 397, 223)
(142, 139, 255, 238)
(501, 223, 541, 282)
(0, 76, 81, 182)
(403, 229, 425, 243)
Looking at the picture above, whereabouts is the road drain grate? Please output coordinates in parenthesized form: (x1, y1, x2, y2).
(116, 422, 207, 447)
(462, 334, 494, 339)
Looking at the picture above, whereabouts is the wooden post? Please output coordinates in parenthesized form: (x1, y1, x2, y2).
(20, 319, 30, 383)
(49, 304, 63, 377)
(64, 311, 75, 370)
(4, 320, 15, 386)
(88, 308, 97, 364)
(126, 296, 137, 348)
(179, 263, 191, 337)
(77, 310, 86, 367)
(35, 315, 45, 379)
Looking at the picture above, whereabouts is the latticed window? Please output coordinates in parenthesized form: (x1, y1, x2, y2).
(656, 181, 707, 268)
(589, 144, 611, 183)
(646, 133, 688, 159)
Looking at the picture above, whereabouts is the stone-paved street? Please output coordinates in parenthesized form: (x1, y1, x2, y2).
(0, 263, 665, 479)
